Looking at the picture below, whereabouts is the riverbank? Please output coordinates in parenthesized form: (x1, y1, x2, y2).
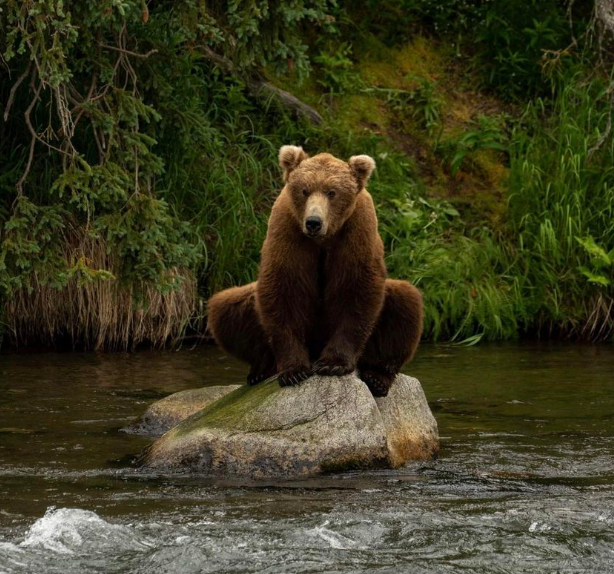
(1, 2, 612, 348)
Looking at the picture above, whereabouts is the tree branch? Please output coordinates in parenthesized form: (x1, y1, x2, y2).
(4, 63, 31, 122)
(100, 44, 158, 59)
(16, 77, 43, 195)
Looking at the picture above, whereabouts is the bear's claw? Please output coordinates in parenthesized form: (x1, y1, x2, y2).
(247, 361, 277, 385)
(247, 371, 274, 386)
(278, 368, 311, 387)
(312, 360, 354, 377)
(359, 370, 396, 397)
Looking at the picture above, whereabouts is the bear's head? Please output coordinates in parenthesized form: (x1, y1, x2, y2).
(279, 145, 375, 239)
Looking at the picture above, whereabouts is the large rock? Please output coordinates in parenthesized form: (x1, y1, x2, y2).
(142, 373, 438, 478)
(122, 385, 241, 437)
(376, 375, 439, 466)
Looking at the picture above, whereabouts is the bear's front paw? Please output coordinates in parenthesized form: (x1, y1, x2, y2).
(359, 370, 395, 397)
(312, 357, 355, 377)
(278, 367, 311, 387)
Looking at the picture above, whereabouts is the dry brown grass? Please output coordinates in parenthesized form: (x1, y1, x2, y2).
(580, 294, 614, 341)
(3, 229, 199, 350)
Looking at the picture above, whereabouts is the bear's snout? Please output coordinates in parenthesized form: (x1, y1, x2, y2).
(303, 193, 329, 237)
(305, 216, 323, 235)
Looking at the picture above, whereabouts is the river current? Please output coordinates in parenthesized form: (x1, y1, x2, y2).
(0, 343, 612, 573)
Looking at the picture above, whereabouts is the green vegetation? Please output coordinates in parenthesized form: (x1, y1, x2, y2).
(0, 0, 612, 348)
(171, 380, 280, 436)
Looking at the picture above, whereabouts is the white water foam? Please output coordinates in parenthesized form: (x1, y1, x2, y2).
(20, 507, 152, 555)
(528, 521, 551, 533)
(311, 521, 358, 550)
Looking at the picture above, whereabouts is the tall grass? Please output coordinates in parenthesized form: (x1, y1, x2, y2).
(377, 182, 524, 342)
(4, 228, 196, 350)
(507, 74, 614, 339)
(369, 72, 614, 342)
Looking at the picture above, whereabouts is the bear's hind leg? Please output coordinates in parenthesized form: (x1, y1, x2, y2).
(207, 282, 276, 386)
(358, 279, 423, 397)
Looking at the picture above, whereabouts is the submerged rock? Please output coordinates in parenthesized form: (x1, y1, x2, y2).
(122, 385, 241, 437)
(142, 373, 438, 478)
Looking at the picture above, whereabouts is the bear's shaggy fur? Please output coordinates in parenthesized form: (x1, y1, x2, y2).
(207, 146, 423, 396)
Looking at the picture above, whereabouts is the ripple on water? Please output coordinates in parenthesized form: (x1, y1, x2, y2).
(2, 496, 614, 574)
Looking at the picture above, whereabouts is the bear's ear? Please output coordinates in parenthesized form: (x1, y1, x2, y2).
(279, 145, 308, 182)
(348, 155, 376, 190)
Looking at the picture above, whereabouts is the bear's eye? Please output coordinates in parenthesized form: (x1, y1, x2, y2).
(326, 190, 336, 199)
(302, 189, 309, 197)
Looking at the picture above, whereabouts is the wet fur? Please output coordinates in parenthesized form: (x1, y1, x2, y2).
(207, 150, 423, 396)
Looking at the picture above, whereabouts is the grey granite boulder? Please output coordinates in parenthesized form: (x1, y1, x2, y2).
(122, 385, 241, 437)
(376, 375, 439, 466)
(142, 373, 438, 478)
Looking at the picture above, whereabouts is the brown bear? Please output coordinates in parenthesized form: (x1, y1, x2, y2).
(207, 146, 423, 396)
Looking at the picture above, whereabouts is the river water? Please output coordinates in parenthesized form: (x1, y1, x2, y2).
(0, 343, 612, 573)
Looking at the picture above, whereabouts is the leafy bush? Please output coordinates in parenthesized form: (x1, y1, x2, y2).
(314, 42, 358, 94)
(356, 0, 589, 100)
(576, 236, 614, 287)
(473, 0, 571, 98)
(0, 1, 336, 294)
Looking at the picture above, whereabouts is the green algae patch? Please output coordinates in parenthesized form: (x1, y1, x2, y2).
(169, 380, 280, 438)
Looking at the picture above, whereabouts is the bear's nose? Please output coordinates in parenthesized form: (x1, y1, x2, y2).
(305, 216, 323, 234)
